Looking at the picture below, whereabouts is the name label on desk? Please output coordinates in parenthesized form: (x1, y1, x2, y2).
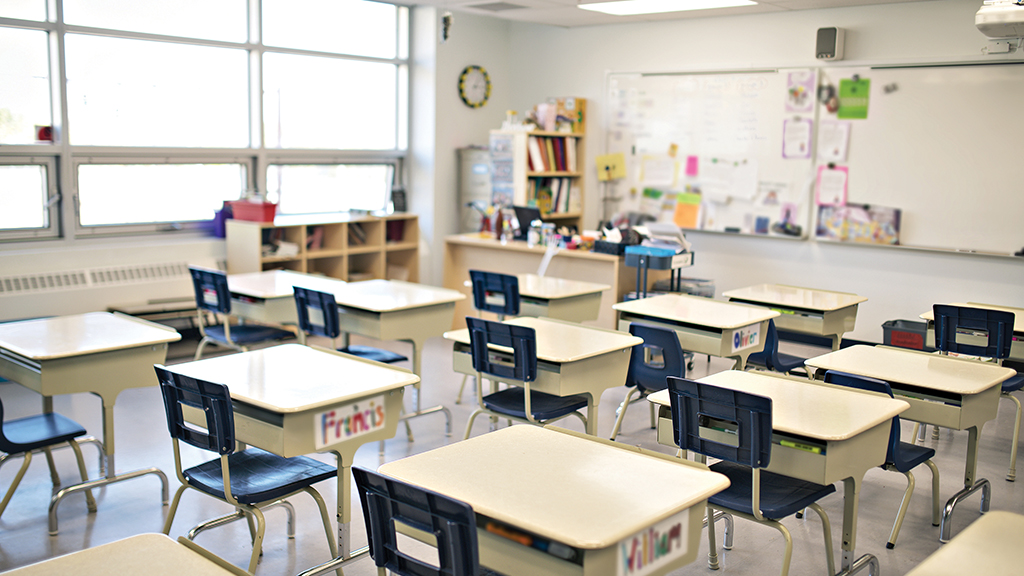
(731, 323, 761, 353)
(618, 509, 689, 576)
(316, 394, 387, 449)
(671, 253, 693, 269)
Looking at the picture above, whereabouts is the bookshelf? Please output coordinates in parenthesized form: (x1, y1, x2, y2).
(490, 129, 585, 232)
(226, 213, 419, 282)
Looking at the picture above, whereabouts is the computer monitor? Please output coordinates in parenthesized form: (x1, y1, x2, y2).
(511, 205, 543, 240)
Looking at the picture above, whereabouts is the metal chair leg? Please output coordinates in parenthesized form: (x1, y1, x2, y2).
(1005, 392, 1021, 481)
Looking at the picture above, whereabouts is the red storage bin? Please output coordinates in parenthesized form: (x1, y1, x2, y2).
(230, 201, 277, 222)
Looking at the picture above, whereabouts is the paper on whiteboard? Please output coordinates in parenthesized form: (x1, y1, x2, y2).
(815, 165, 849, 206)
(639, 155, 677, 187)
(782, 118, 813, 159)
(817, 121, 851, 163)
(699, 158, 758, 202)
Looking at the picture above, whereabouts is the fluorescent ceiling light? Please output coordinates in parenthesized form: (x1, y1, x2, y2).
(579, 0, 756, 16)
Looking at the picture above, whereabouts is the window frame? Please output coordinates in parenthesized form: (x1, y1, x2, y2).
(0, 156, 60, 241)
(0, 1, 409, 243)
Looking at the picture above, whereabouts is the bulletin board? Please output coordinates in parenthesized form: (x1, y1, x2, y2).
(605, 68, 818, 238)
(814, 62, 1024, 255)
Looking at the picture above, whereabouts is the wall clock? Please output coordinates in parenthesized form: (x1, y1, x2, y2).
(458, 65, 490, 108)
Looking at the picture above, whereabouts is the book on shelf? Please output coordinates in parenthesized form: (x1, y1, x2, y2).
(552, 137, 565, 171)
(527, 136, 546, 172)
(544, 138, 556, 172)
(348, 222, 367, 245)
(566, 137, 577, 172)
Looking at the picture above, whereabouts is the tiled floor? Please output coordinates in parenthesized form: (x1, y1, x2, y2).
(2, 334, 1023, 575)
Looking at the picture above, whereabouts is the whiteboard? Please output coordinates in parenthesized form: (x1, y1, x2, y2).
(605, 69, 817, 238)
(815, 62, 1024, 255)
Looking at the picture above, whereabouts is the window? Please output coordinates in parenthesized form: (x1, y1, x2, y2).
(0, 0, 408, 241)
(0, 27, 51, 145)
(76, 163, 246, 228)
(268, 163, 394, 214)
(65, 35, 250, 148)
(0, 161, 58, 240)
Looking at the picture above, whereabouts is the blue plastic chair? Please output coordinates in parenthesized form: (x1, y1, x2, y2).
(932, 304, 1024, 481)
(456, 271, 522, 405)
(0, 395, 97, 520)
(608, 323, 686, 441)
(353, 466, 480, 576)
(745, 319, 808, 374)
(462, 317, 588, 439)
(824, 370, 940, 549)
(468, 270, 520, 318)
(667, 376, 836, 576)
(154, 366, 338, 573)
(293, 286, 408, 364)
(188, 267, 293, 360)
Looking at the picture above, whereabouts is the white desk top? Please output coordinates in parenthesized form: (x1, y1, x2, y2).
(0, 312, 181, 361)
(517, 274, 610, 300)
(920, 302, 1024, 333)
(331, 279, 465, 312)
(906, 511, 1024, 576)
(722, 284, 867, 312)
(443, 317, 642, 363)
(4, 533, 245, 575)
(228, 270, 347, 299)
(613, 293, 779, 329)
(648, 370, 907, 441)
(805, 345, 1017, 395)
(379, 426, 729, 549)
(163, 344, 418, 413)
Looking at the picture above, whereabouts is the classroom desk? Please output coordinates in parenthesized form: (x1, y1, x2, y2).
(377, 425, 730, 576)
(161, 343, 418, 563)
(443, 317, 642, 436)
(722, 284, 867, 350)
(0, 312, 179, 534)
(804, 345, 1018, 542)
(228, 272, 465, 434)
(919, 301, 1024, 361)
(612, 293, 779, 370)
(904, 510, 1024, 576)
(649, 370, 906, 576)
(4, 533, 249, 576)
(516, 273, 610, 323)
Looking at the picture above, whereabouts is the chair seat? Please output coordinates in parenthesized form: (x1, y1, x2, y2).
(482, 388, 588, 421)
(339, 345, 408, 364)
(1003, 374, 1024, 394)
(204, 324, 293, 346)
(709, 461, 836, 520)
(772, 351, 808, 373)
(1, 412, 88, 453)
(183, 447, 336, 505)
(890, 441, 935, 473)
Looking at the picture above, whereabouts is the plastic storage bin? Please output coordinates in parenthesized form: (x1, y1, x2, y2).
(230, 201, 277, 222)
(882, 319, 927, 350)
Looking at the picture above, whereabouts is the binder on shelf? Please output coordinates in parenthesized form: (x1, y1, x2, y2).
(566, 137, 577, 172)
(553, 137, 565, 171)
(544, 138, 556, 172)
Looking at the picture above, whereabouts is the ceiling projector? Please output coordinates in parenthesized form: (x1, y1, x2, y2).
(976, 0, 1024, 38)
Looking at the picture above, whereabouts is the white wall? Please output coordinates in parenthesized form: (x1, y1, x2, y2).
(427, 0, 1022, 341)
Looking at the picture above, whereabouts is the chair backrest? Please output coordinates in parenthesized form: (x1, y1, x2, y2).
(465, 317, 536, 383)
(189, 267, 232, 315)
(468, 270, 520, 317)
(293, 286, 341, 339)
(824, 370, 899, 462)
(154, 365, 235, 455)
(353, 466, 479, 576)
(933, 304, 1014, 360)
(667, 376, 772, 469)
(0, 396, 14, 453)
(626, 323, 685, 393)
(745, 319, 779, 370)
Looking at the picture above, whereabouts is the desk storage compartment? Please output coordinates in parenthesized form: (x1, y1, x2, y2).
(882, 319, 927, 350)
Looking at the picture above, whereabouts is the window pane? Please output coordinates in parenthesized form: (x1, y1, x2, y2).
(77, 164, 244, 226)
(65, 35, 249, 147)
(0, 27, 51, 145)
(264, 53, 396, 150)
(0, 0, 46, 21)
(0, 165, 48, 229)
(268, 164, 392, 214)
(263, 0, 396, 59)
(64, 0, 247, 43)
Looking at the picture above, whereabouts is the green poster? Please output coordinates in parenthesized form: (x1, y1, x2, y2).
(838, 77, 870, 119)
